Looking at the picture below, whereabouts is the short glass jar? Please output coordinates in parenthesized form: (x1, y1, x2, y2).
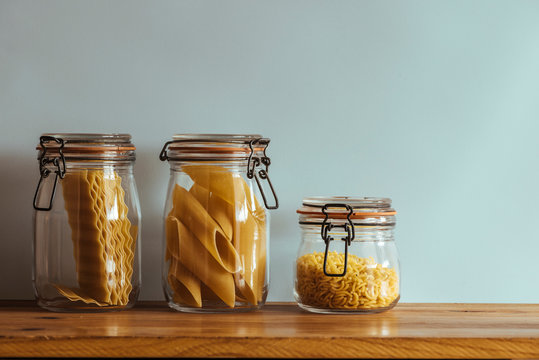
(159, 134, 279, 312)
(33, 134, 141, 312)
(295, 196, 399, 314)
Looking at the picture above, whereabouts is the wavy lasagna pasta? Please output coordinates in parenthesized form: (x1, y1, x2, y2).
(56, 170, 135, 306)
(296, 251, 399, 310)
(166, 165, 266, 308)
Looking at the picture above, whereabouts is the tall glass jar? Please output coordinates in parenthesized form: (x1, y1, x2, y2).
(159, 134, 278, 312)
(295, 197, 399, 314)
(33, 134, 141, 312)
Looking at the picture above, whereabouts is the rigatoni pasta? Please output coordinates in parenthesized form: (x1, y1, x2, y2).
(296, 251, 399, 310)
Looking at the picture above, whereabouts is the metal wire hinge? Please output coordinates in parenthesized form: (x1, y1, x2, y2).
(33, 136, 66, 211)
(159, 140, 174, 161)
(321, 203, 355, 277)
(247, 138, 279, 210)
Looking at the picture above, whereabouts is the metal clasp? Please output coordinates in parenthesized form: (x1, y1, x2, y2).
(247, 138, 279, 210)
(321, 203, 355, 277)
(160, 137, 279, 210)
(159, 140, 174, 161)
(33, 136, 66, 211)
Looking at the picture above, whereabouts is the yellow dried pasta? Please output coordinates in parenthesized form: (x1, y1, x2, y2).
(166, 216, 236, 307)
(166, 165, 267, 308)
(296, 251, 399, 310)
(57, 170, 135, 306)
(170, 185, 240, 273)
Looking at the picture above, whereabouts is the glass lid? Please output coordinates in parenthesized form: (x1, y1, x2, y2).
(172, 134, 263, 142)
(160, 133, 270, 161)
(298, 196, 396, 219)
(36, 133, 135, 160)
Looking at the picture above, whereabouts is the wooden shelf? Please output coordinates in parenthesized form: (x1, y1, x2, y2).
(1, 301, 539, 358)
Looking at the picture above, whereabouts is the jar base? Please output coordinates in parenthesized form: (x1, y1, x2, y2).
(296, 296, 400, 314)
(166, 300, 265, 313)
(36, 298, 137, 313)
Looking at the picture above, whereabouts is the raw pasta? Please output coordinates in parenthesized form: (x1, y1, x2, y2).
(296, 251, 399, 310)
(167, 216, 236, 307)
(166, 165, 267, 308)
(170, 186, 240, 273)
(56, 170, 135, 306)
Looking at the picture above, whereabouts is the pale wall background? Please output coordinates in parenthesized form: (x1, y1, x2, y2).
(1, 0, 539, 302)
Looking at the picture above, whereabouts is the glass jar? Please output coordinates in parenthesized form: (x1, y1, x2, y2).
(159, 134, 278, 312)
(295, 197, 399, 314)
(33, 134, 141, 312)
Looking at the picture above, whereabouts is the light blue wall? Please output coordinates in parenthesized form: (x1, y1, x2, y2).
(1, 0, 539, 302)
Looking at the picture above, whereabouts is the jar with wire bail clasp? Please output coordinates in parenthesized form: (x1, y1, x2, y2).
(33, 134, 141, 312)
(295, 197, 400, 314)
(159, 134, 279, 312)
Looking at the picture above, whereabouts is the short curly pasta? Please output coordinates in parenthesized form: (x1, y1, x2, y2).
(296, 251, 399, 310)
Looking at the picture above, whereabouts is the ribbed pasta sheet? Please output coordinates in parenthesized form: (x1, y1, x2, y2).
(56, 170, 135, 306)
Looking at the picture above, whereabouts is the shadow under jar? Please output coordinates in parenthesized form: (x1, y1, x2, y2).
(159, 134, 279, 312)
(295, 197, 400, 314)
(33, 134, 141, 312)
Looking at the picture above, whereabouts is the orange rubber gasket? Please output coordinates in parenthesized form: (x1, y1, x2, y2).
(296, 209, 397, 218)
(168, 146, 266, 154)
(36, 146, 136, 153)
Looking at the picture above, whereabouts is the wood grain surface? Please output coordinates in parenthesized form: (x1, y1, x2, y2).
(1, 301, 538, 358)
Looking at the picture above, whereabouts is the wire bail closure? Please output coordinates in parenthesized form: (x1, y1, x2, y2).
(33, 136, 66, 211)
(247, 138, 279, 210)
(159, 136, 279, 210)
(158, 140, 174, 161)
(321, 203, 355, 277)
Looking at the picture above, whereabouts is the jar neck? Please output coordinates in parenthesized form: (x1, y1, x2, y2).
(63, 160, 135, 172)
(300, 224, 395, 242)
(299, 215, 396, 227)
(168, 160, 249, 173)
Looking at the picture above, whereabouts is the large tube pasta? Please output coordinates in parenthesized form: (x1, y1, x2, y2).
(256, 222, 266, 301)
(165, 220, 202, 307)
(181, 165, 238, 204)
(171, 185, 240, 273)
(201, 282, 223, 301)
(166, 165, 267, 308)
(58, 170, 134, 306)
(183, 165, 266, 222)
(232, 175, 265, 305)
(189, 183, 234, 240)
(166, 216, 236, 307)
(168, 265, 202, 308)
(230, 167, 267, 304)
